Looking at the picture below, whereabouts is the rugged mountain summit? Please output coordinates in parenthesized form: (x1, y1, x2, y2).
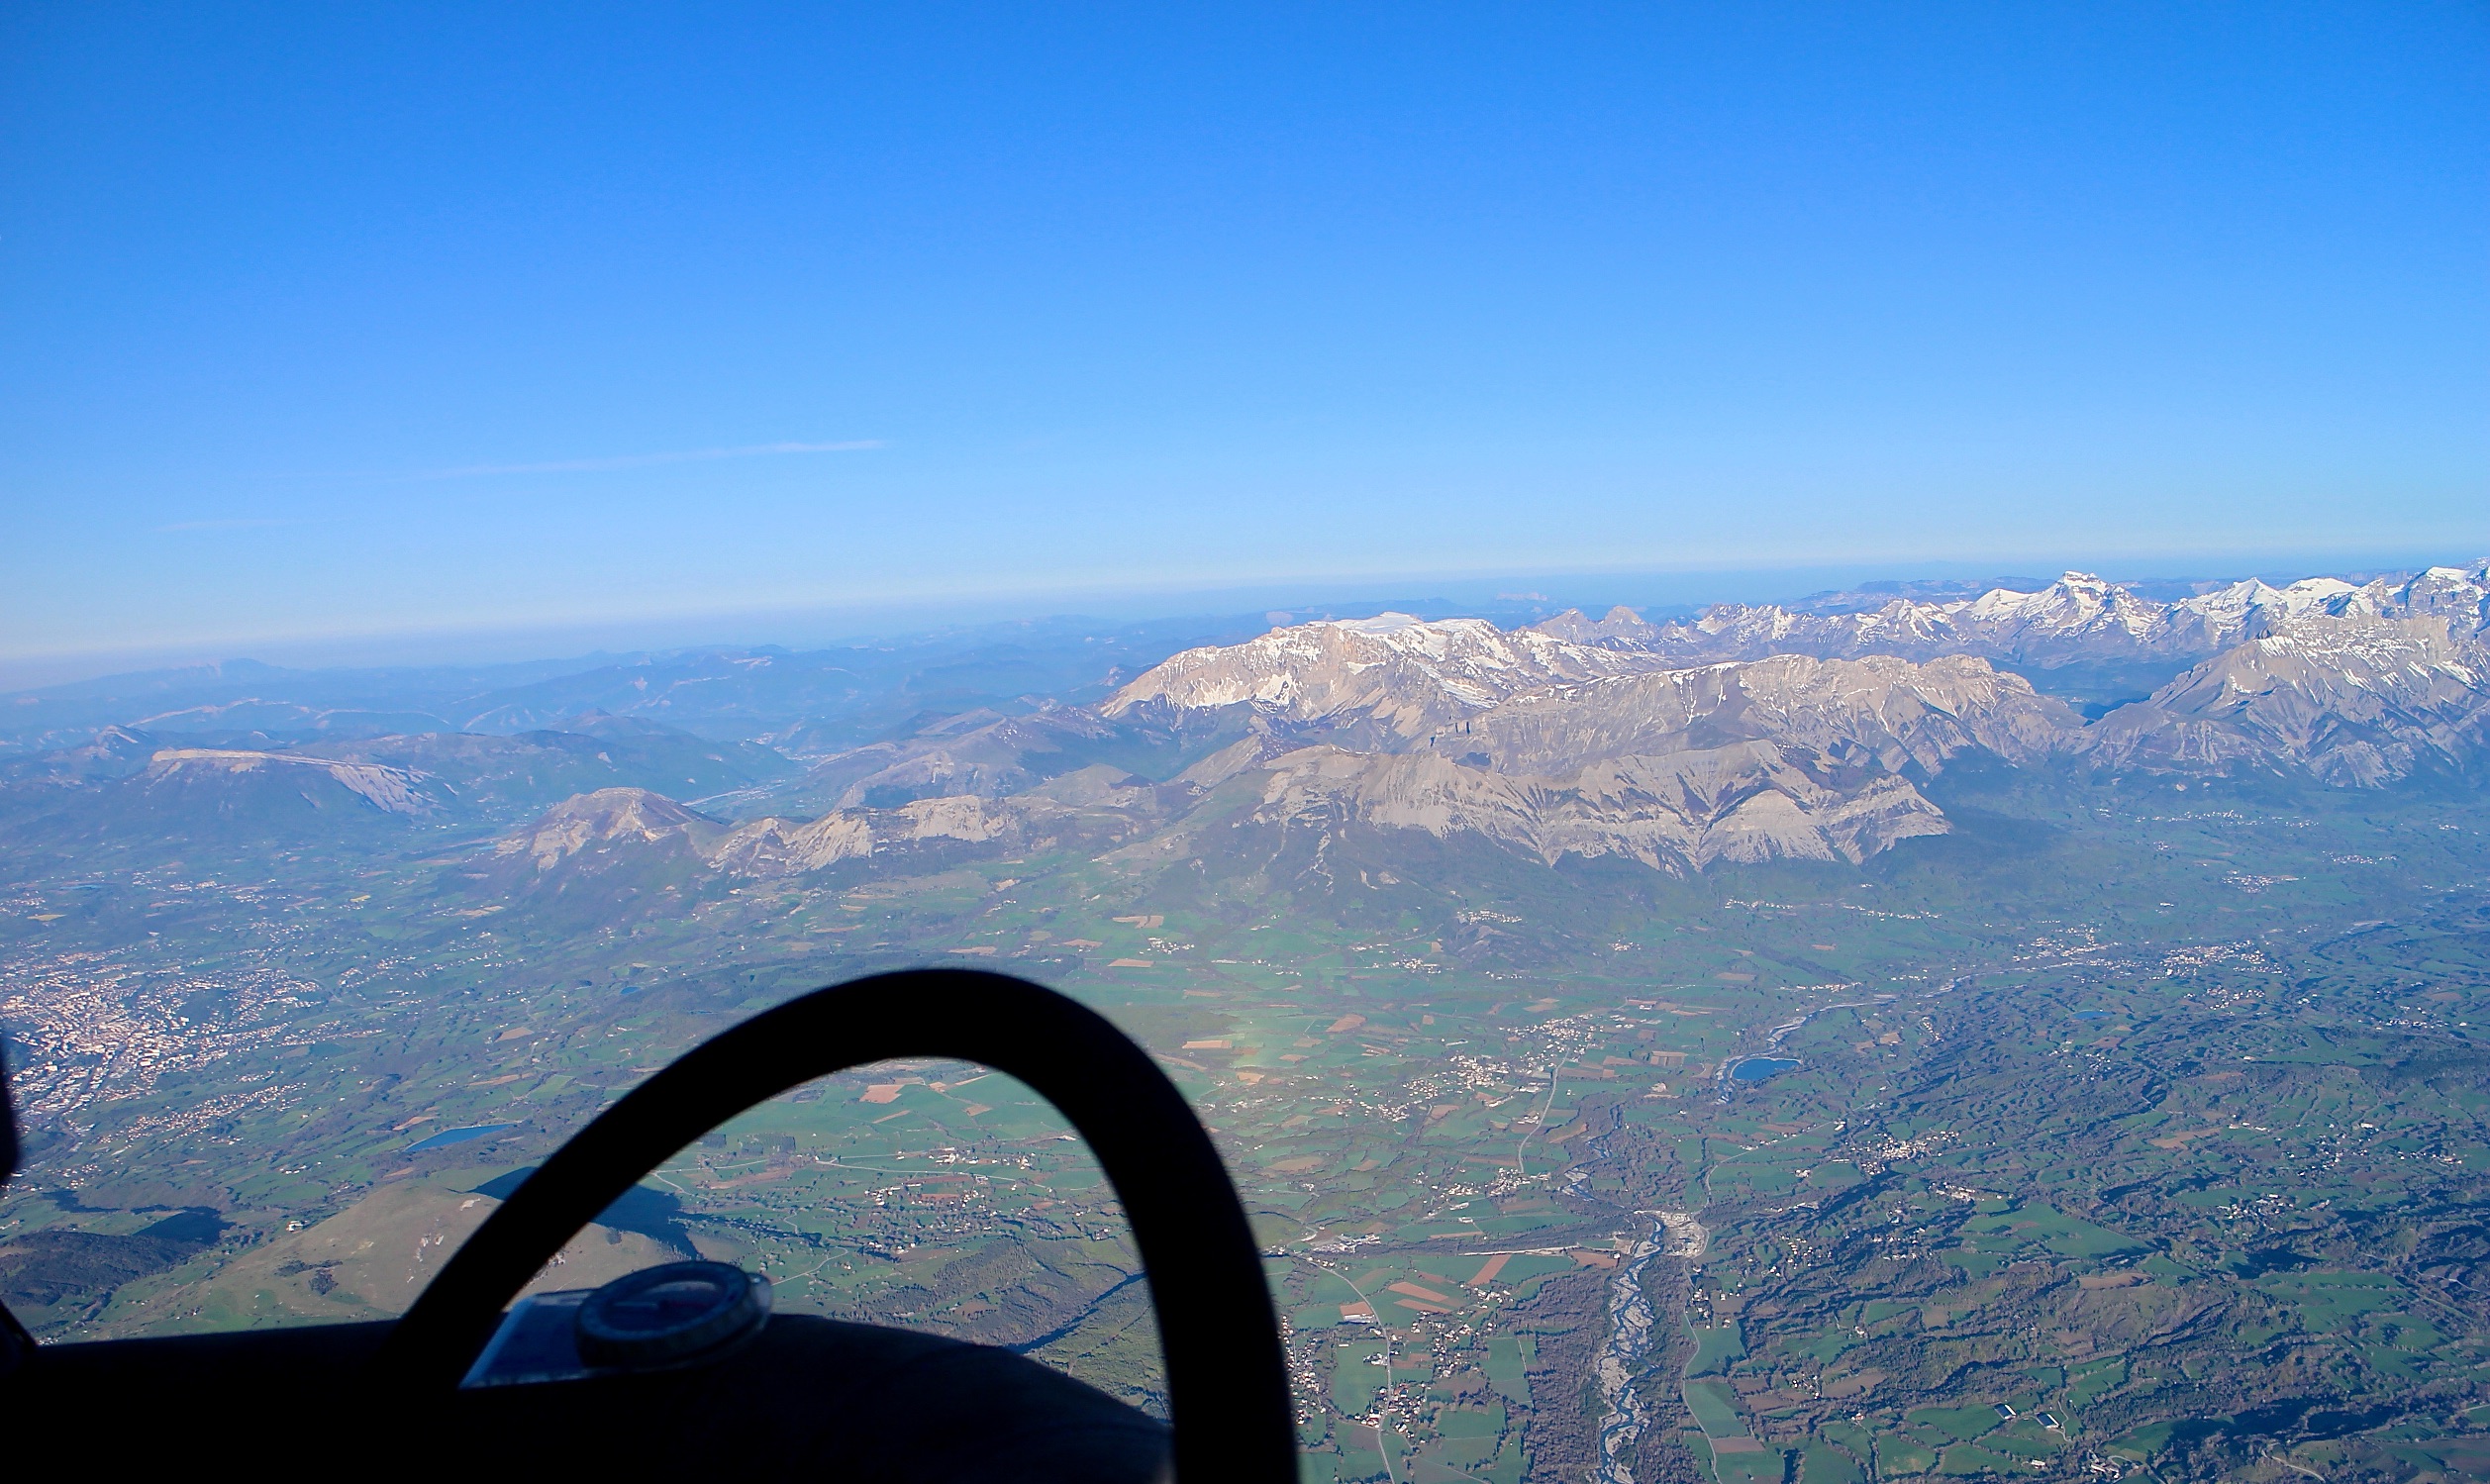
(1109, 616, 2082, 770)
(501, 786, 716, 868)
(1092, 620, 2085, 870)
(2085, 616, 2490, 785)
(1085, 595, 2489, 869)
(1103, 613, 1654, 746)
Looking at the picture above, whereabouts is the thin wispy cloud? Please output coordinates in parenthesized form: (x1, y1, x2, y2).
(420, 440, 884, 479)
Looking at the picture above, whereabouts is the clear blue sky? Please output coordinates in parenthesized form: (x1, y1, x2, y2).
(4, 3, 2484, 669)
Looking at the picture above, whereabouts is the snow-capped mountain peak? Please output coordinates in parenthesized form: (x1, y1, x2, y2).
(1528, 559, 2490, 669)
(1102, 614, 1652, 742)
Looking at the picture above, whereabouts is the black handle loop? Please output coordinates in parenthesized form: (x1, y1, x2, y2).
(373, 968, 1291, 1482)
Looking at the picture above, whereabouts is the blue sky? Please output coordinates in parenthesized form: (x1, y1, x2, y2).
(3, 3, 2483, 671)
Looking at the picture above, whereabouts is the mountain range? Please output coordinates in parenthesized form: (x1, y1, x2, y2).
(1538, 562, 2490, 666)
(9, 563, 2488, 879)
(0, 713, 796, 851)
(474, 565, 2490, 885)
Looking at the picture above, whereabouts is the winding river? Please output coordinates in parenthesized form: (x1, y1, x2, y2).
(1593, 1211, 1708, 1484)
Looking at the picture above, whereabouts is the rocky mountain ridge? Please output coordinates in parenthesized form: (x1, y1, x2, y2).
(0, 716, 798, 849)
(1535, 562, 2490, 667)
(2084, 615, 2490, 786)
(1103, 612, 1653, 746)
(478, 587, 2490, 884)
(145, 747, 444, 816)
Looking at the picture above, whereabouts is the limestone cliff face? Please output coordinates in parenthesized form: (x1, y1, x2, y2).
(1245, 742, 1949, 873)
(145, 747, 443, 815)
(1103, 613, 1657, 746)
(1427, 654, 2078, 776)
(1093, 619, 2087, 870)
(498, 787, 709, 868)
(1110, 614, 2076, 757)
(699, 810, 873, 875)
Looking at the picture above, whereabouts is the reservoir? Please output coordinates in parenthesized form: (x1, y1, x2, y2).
(406, 1122, 520, 1152)
(1731, 1057, 1799, 1082)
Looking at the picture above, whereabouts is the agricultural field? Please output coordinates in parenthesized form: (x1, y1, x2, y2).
(5, 757, 2490, 1483)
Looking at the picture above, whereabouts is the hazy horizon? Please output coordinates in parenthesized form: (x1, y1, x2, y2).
(6, 544, 2482, 693)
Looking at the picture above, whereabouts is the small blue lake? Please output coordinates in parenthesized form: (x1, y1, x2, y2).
(406, 1122, 520, 1153)
(1732, 1057, 1800, 1082)
(2071, 1010, 2108, 1020)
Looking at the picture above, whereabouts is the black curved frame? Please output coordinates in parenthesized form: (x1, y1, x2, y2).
(373, 968, 1291, 1482)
